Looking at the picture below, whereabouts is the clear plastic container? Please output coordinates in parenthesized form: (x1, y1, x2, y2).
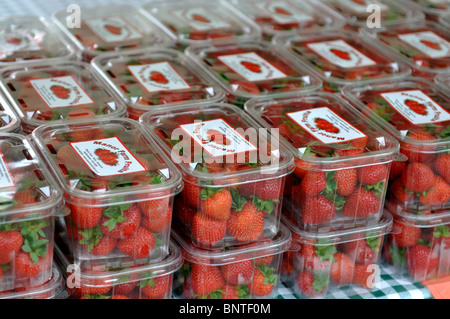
(435, 72, 450, 92)
(343, 77, 450, 215)
(440, 13, 450, 29)
(281, 211, 392, 299)
(171, 223, 291, 299)
(54, 239, 183, 299)
(319, 0, 425, 30)
(91, 48, 226, 121)
(0, 60, 127, 135)
(141, 0, 261, 50)
(273, 29, 412, 93)
(403, 0, 450, 22)
(185, 39, 323, 108)
(0, 133, 63, 292)
(0, 15, 74, 66)
(140, 102, 294, 249)
(384, 205, 450, 282)
(245, 92, 400, 232)
(360, 21, 450, 80)
(0, 94, 21, 134)
(226, 0, 346, 40)
(0, 265, 64, 299)
(51, 4, 171, 62)
(31, 118, 183, 267)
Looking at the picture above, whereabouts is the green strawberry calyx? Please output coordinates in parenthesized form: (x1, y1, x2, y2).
(83, 294, 111, 299)
(321, 171, 346, 211)
(314, 239, 337, 262)
(365, 180, 385, 198)
(312, 272, 330, 293)
(433, 225, 450, 238)
(230, 189, 248, 212)
(102, 200, 131, 232)
(259, 264, 278, 286)
(252, 196, 279, 215)
(78, 226, 103, 253)
(20, 219, 50, 264)
(365, 233, 381, 253)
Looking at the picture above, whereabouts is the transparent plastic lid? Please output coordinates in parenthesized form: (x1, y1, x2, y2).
(54, 240, 183, 281)
(0, 61, 127, 129)
(185, 39, 322, 99)
(226, 0, 346, 36)
(245, 92, 400, 166)
(0, 94, 20, 133)
(0, 15, 74, 66)
(51, 4, 171, 58)
(319, 0, 425, 27)
(406, 0, 450, 16)
(141, 0, 261, 46)
(0, 133, 63, 220)
(282, 211, 393, 245)
(171, 223, 291, 265)
(441, 13, 450, 28)
(435, 72, 450, 91)
(361, 21, 450, 74)
(0, 265, 63, 299)
(273, 29, 411, 87)
(140, 102, 294, 186)
(31, 118, 183, 205)
(386, 202, 450, 227)
(91, 48, 226, 111)
(342, 77, 450, 149)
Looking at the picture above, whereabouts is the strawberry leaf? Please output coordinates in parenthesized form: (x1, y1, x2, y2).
(389, 246, 406, 267)
(365, 181, 385, 198)
(312, 272, 329, 293)
(315, 241, 337, 262)
(78, 226, 103, 252)
(252, 196, 279, 215)
(365, 233, 381, 253)
(231, 189, 247, 212)
(433, 225, 450, 238)
(259, 264, 278, 285)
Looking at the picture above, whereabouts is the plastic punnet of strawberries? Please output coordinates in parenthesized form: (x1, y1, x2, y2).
(343, 77, 450, 215)
(185, 39, 322, 109)
(91, 48, 225, 121)
(0, 133, 62, 293)
(31, 118, 183, 267)
(0, 61, 126, 135)
(140, 103, 294, 250)
(245, 92, 400, 232)
(273, 29, 411, 93)
(171, 224, 291, 299)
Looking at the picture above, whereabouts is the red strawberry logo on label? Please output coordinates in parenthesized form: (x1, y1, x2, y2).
(241, 61, 262, 73)
(330, 49, 351, 60)
(205, 129, 231, 145)
(50, 85, 71, 99)
(404, 99, 428, 116)
(315, 118, 340, 134)
(274, 7, 292, 15)
(5, 36, 22, 45)
(191, 14, 211, 23)
(149, 71, 169, 84)
(421, 40, 441, 50)
(104, 24, 122, 35)
(352, 0, 366, 5)
(95, 148, 119, 166)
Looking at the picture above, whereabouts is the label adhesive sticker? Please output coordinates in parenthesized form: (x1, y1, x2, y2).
(84, 16, 143, 43)
(179, 119, 258, 157)
(127, 62, 191, 93)
(29, 76, 94, 109)
(171, 7, 231, 31)
(307, 39, 377, 68)
(380, 90, 450, 125)
(218, 52, 287, 82)
(286, 107, 367, 144)
(398, 31, 450, 59)
(254, 1, 314, 24)
(70, 137, 146, 177)
(0, 151, 15, 189)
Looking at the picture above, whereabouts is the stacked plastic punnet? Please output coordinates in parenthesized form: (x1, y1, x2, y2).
(245, 91, 398, 297)
(343, 76, 450, 282)
(140, 102, 295, 298)
(0, 133, 64, 299)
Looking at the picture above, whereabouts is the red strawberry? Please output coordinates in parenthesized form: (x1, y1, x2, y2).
(401, 130, 436, 162)
(141, 275, 171, 299)
(302, 195, 336, 225)
(357, 164, 388, 185)
(297, 271, 328, 298)
(79, 273, 112, 296)
(104, 24, 122, 35)
(401, 163, 435, 193)
(116, 227, 155, 259)
(14, 251, 45, 278)
(200, 189, 232, 221)
(227, 203, 265, 242)
(69, 204, 103, 229)
(189, 264, 225, 296)
(221, 256, 255, 285)
(113, 273, 140, 295)
(299, 243, 336, 273)
(99, 204, 141, 239)
(391, 178, 414, 202)
(182, 182, 203, 208)
(330, 252, 355, 285)
(436, 154, 450, 184)
(406, 244, 440, 281)
(238, 178, 282, 200)
(191, 212, 226, 246)
(334, 168, 357, 196)
(0, 230, 23, 264)
(392, 220, 421, 247)
(390, 161, 407, 180)
(344, 237, 381, 265)
(140, 207, 172, 234)
(293, 157, 313, 179)
(342, 188, 381, 218)
(300, 171, 327, 196)
(247, 264, 277, 297)
(221, 284, 249, 299)
(137, 190, 171, 220)
(352, 263, 377, 289)
(111, 295, 129, 299)
(79, 227, 117, 256)
(419, 176, 450, 206)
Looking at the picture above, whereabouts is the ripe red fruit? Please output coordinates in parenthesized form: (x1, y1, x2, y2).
(357, 164, 388, 185)
(14, 251, 45, 278)
(300, 171, 327, 196)
(297, 271, 328, 298)
(401, 163, 435, 193)
(141, 275, 171, 299)
(392, 221, 421, 247)
(182, 182, 202, 208)
(247, 264, 278, 297)
(191, 213, 226, 246)
(406, 244, 440, 281)
(391, 178, 414, 202)
(352, 263, 377, 289)
(238, 178, 282, 200)
(221, 256, 255, 285)
(88, 235, 117, 256)
(189, 264, 225, 296)
(113, 273, 140, 295)
(436, 154, 450, 184)
(334, 168, 357, 196)
(200, 189, 232, 221)
(100, 204, 142, 239)
(343, 237, 380, 265)
(299, 243, 336, 273)
(342, 188, 381, 218)
(0, 230, 23, 264)
(70, 204, 103, 229)
(330, 252, 355, 285)
(302, 195, 336, 225)
(390, 161, 407, 180)
(227, 203, 265, 242)
(419, 176, 450, 206)
(116, 227, 155, 259)
(137, 193, 170, 221)
(140, 207, 172, 234)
